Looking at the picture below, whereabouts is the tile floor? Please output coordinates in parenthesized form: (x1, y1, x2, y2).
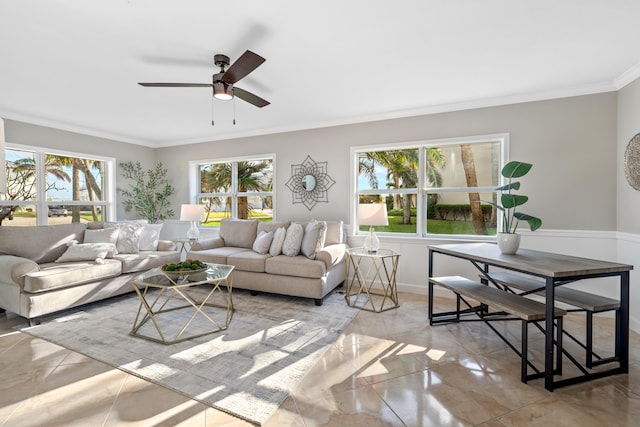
(1, 292, 639, 426)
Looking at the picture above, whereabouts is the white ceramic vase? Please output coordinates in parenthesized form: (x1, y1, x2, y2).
(497, 232, 521, 254)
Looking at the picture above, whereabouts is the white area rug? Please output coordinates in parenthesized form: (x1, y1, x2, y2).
(21, 288, 357, 425)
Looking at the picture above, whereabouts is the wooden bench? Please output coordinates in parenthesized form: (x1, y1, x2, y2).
(429, 275, 566, 383)
(482, 271, 620, 368)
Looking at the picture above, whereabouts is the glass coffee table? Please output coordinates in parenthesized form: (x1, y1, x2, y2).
(130, 263, 234, 344)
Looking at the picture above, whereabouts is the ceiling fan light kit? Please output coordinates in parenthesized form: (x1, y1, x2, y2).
(138, 50, 269, 124)
(213, 81, 233, 100)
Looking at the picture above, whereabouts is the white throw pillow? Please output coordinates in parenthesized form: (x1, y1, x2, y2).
(138, 223, 163, 251)
(55, 243, 114, 262)
(269, 227, 286, 256)
(301, 220, 327, 259)
(104, 222, 144, 254)
(282, 223, 304, 257)
(83, 228, 119, 250)
(252, 230, 274, 254)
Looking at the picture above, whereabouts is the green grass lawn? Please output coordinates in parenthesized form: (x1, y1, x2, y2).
(360, 215, 496, 236)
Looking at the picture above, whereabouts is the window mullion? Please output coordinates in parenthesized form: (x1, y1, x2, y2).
(417, 146, 426, 236)
(231, 161, 238, 218)
(36, 151, 47, 225)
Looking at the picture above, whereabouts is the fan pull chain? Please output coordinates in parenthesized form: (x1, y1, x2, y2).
(233, 96, 236, 125)
(211, 97, 215, 126)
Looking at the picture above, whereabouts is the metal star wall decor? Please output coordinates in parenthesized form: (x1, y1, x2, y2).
(285, 155, 336, 210)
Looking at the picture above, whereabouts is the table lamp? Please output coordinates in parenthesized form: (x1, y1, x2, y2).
(180, 204, 205, 240)
(358, 203, 388, 252)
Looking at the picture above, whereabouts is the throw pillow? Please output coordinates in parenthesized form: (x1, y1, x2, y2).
(252, 230, 274, 254)
(282, 223, 304, 257)
(55, 243, 114, 263)
(269, 227, 286, 256)
(301, 220, 327, 259)
(104, 222, 144, 254)
(83, 228, 120, 250)
(138, 223, 163, 251)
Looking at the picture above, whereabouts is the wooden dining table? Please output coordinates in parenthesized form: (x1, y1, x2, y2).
(428, 242, 633, 391)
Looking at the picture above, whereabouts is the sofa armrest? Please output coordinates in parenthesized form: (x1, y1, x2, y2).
(156, 240, 178, 251)
(190, 237, 225, 251)
(315, 243, 348, 269)
(0, 255, 40, 287)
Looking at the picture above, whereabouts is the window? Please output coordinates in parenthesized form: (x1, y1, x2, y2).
(194, 155, 274, 227)
(354, 134, 505, 238)
(1, 144, 115, 226)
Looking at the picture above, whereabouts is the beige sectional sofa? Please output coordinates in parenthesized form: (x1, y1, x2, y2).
(187, 218, 348, 305)
(0, 221, 180, 325)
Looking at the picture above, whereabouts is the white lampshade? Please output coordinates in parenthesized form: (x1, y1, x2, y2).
(357, 203, 389, 226)
(180, 204, 205, 221)
(180, 204, 205, 240)
(358, 203, 388, 252)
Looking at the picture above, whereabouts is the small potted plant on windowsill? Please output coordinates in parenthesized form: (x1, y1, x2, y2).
(489, 160, 542, 254)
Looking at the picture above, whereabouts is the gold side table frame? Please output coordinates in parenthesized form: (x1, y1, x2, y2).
(130, 263, 234, 344)
(345, 247, 400, 312)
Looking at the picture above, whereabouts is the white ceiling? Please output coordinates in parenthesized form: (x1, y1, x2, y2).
(2, 0, 640, 147)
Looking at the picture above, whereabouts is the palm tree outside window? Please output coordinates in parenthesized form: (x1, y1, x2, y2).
(197, 157, 273, 226)
(355, 135, 504, 237)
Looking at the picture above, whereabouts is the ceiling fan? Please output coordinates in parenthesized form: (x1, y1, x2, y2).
(138, 50, 270, 108)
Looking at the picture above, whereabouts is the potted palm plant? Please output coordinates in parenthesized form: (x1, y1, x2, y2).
(490, 160, 542, 254)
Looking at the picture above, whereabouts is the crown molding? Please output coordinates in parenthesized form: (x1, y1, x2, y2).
(614, 61, 640, 90)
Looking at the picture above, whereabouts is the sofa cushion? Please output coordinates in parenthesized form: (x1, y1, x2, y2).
(0, 223, 87, 264)
(23, 260, 122, 293)
(282, 223, 304, 256)
(83, 227, 120, 247)
(324, 221, 344, 246)
(265, 255, 327, 279)
(269, 227, 286, 256)
(138, 223, 164, 251)
(115, 250, 181, 274)
(188, 247, 251, 265)
(220, 218, 258, 248)
(252, 230, 273, 254)
(227, 251, 269, 273)
(301, 220, 327, 259)
(0, 255, 40, 287)
(55, 243, 117, 262)
(257, 220, 291, 234)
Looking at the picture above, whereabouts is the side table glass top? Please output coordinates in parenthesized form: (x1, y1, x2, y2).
(347, 247, 399, 258)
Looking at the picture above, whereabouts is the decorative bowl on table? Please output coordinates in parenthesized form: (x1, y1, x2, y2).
(161, 260, 208, 279)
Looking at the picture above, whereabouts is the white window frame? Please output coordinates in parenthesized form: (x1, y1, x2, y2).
(351, 133, 508, 239)
(1, 142, 116, 225)
(189, 153, 275, 225)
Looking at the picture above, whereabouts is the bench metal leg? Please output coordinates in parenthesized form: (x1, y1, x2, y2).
(586, 312, 594, 368)
(521, 321, 528, 383)
(556, 317, 563, 376)
(428, 281, 434, 325)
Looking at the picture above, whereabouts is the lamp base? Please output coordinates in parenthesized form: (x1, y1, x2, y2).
(187, 221, 200, 241)
(363, 226, 380, 253)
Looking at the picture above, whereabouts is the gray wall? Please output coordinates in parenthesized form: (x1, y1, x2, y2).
(158, 92, 618, 232)
(4, 119, 157, 220)
(617, 78, 640, 234)
(4, 91, 619, 231)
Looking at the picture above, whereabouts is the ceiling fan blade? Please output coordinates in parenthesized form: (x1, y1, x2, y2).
(222, 50, 265, 84)
(138, 83, 212, 87)
(233, 87, 270, 108)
